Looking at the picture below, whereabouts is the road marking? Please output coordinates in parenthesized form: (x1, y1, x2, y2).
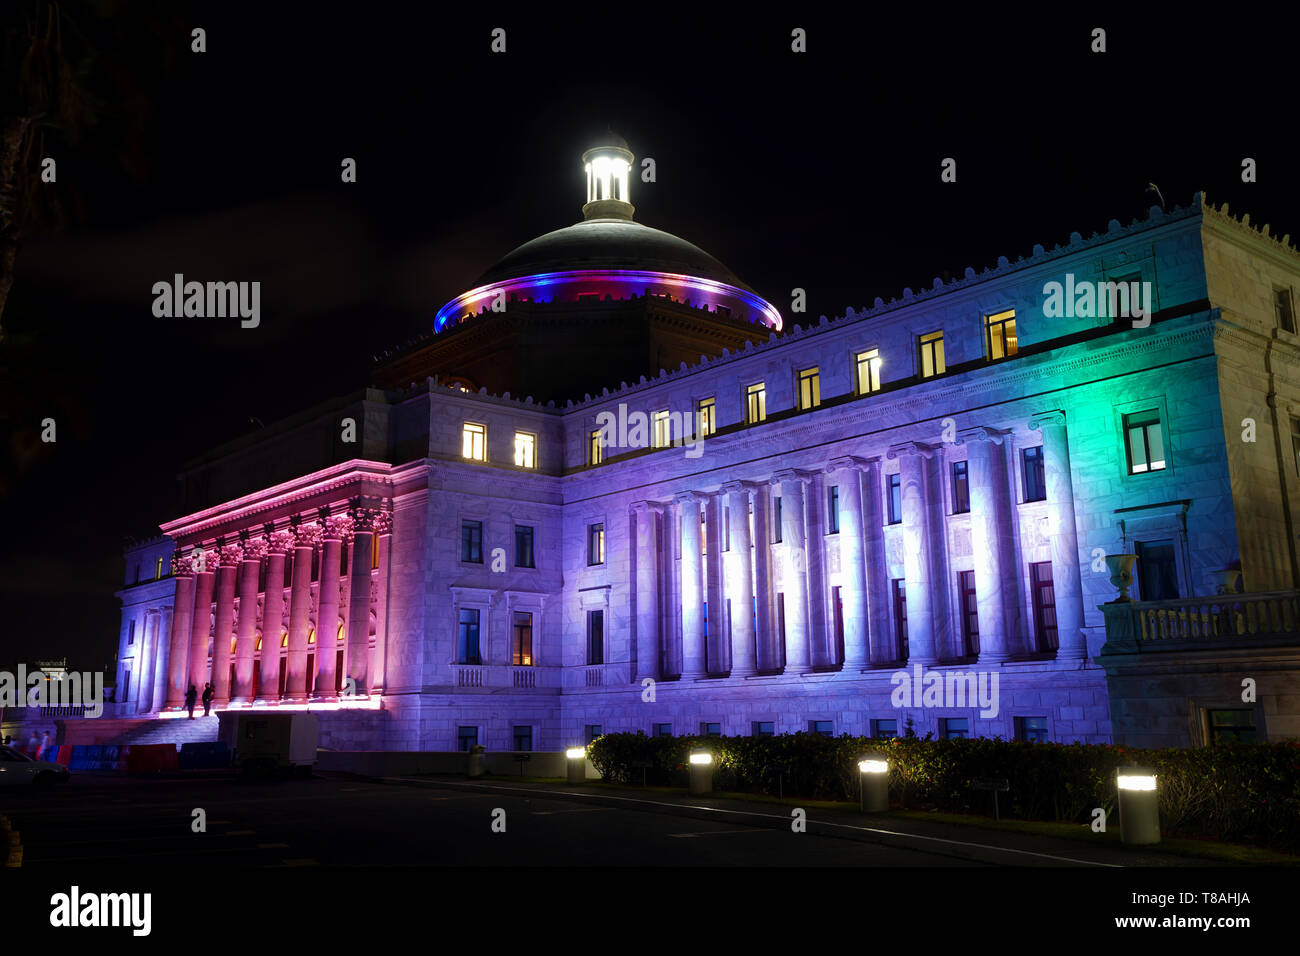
(409, 779, 1121, 867)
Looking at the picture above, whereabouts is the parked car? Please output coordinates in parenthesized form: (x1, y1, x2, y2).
(0, 745, 70, 787)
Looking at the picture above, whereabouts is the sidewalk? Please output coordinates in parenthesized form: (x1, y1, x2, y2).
(376, 774, 1234, 867)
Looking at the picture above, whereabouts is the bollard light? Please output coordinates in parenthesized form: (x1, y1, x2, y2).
(688, 750, 714, 794)
(858, 754, 890, 813)
(566, 746, 587, 784)
(1116, 766, 1160, 845)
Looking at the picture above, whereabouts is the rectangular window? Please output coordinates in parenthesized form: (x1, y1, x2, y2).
(511, 611, 533, 666)
(753, 721, 775, 737)
(371, 532, 380, 570)
(1015, 716, 1049, 743)
(1136, 539, 1179, 601)
(697, 397, 716, 437)
(893, 578, 908, 655)
(128, 620, 136, 645)
(514, 525, 535, 568)
(958, 570, 979, 656)
(462, 422, 486, 461)
(513, 431, 536, 469)
(1274, 286, 1295, 334)
(773, 495, 783, 542)
(828, 485, 840, 533)
(919, 330, 946, 378)
(985, 309, 1018, 360)
(832, 585, 844, 663)
(887, 473, 902, 524)
(457, 726, 478, 751)
(701, 722, 722, 737)
(1022, 446, 1046, 502)
(513, 726, 533, 751)
(1030, 561, 1058, 652)
(797, 367, 821, 410)
(1208, 708, 1257, 744)
(461, 520, 483, 563)
(589, 429, 603, 465)
(745, 382, 766, 424)
(855, 348, 881, 395)
(951, 460, 970, 514)
(587, 523, 605, 566)
(457, 608, 481, 664)
(1124, 410, 1166, 474)
(941, 718, 969, 740)
(586, 724, 603, 744)
(873, 718, 898, 739)
(155, 556, 164, 580)
(652, 409, 671, 448)
(587, 609, 604, 664)
(809, 720, 833, 737)
(655, 723, 673, 737)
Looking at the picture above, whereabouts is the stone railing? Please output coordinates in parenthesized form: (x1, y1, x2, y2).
(451, 664, 556, 690)
(1108, 590, 1300, 645)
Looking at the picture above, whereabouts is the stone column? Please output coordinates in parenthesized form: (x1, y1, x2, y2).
(258, 530, 293, 700)
(887, 443, 938, 665)
(631, 501, 661, 681)
(346, 502, 382, 695)
(211, 543, 243, 706)
(188, 547, 218, 694)
(232, 536, 266, 703)
(751, 482, 775, 671)
(860, 458, 893, 664)
(165, 553, 195, 708)
(723, 481, 757, 677)
(152, 608, 172, 713)
(676, 492, 706, 679)
(1030, 410, 1087, 659)
(805, 472, 830, 667)
(312, 513, 350, 698)
(961, 426, 1020, 661)
(703, 491, 725, 674)
(285, 521, 320, 700)
(827, 458, 869, 668)
(369, 512, 393, 695)
(773, 470, 811, 672)
(136, 611, 157, 713)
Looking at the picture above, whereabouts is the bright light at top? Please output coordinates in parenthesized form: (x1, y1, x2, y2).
(688, 752, 713, 765)
(586, 153, 630, 205)
(858, 759, 888, 774)
(1117, 772, 1157, 791)
(565, 747, 586, 759)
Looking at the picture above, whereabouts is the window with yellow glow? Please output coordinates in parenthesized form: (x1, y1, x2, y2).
(652, 409, 671, 448)
(514, 431, 536, 468)
(462, 422, 486, 461)
(255, 636, 262, 651)
(589, 429, 603, 465)
(308, 628, 316, 645)
(919, 331, 946, 378)
(797, 367, 821, 410)
(697, 397, 716, 437)
(230, 637, 237, 654)
(745, 382, 766, 424)
(371, 533, 380, 569)
(985, 310, 1018, 360)
(855, 349, 882, 394)
(281, 630, 288, 648)
(155, 556, 164, 579)
(337, 623, 345, 643)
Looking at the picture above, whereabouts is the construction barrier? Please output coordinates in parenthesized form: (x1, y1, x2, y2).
(179, 741, 231, 770)
(126, 744, 179, 774)
(55, 745, 72, 767)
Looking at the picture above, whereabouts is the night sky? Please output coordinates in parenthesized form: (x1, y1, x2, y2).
(1, 5, 1296, 669)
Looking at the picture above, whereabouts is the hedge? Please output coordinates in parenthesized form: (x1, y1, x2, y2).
(587, 731, 1300, 854)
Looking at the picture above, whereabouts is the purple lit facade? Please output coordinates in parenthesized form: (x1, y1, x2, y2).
(106, 141, 1300, 752)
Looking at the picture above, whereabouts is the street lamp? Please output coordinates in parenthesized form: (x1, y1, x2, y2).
(858, 756, 889, 813)
(688, 750, 714, 795)
(565, 747, 587, 784)
(1116, 767, 1160, 844)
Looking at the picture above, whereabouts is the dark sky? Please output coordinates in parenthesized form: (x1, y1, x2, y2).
(2, 6, 1297, 669)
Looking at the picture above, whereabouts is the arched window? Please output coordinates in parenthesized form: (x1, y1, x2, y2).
(280, 630, 288, 648)
(337, 623, 346, 643)
(307, 628, 316, 645)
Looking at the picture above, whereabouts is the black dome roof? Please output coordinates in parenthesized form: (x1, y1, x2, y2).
(473, 218, 755, 293)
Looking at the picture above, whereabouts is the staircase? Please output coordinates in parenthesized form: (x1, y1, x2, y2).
(107, 715, 220, 748)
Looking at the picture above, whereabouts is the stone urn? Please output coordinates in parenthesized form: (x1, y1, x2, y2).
(1105, 554, 1138, 602)
(1211, 569, 1241, 595)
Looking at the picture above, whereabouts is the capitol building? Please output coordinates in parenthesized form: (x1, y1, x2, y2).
(105, 136, 1300, 753)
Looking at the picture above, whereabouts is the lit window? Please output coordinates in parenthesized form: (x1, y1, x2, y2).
(462, 422, 486, 461)
(855, 349, 881, 394)
(230, 637, 237, 654)
(652, 409, 671, 448)
(512, 611, 533, 666)
(745, 382, 766, 424)
(589, 429, 603, 465)
(1124, 410, 1166, 474)
(337, 623, 345, 643)
(797, 367, 821, 410)
(255, 635, 263, 652)
(155, 557, 164, 579)
(280, 630, 288, 648)
(985, 309, 1018, 360)
(587, 523, 605, 566)
(1030, 561, 1057, 652)
(1275, 287, 1295, 334)
(371, 533, 380, 569)
(919, 331, 945, 378)
(697, 397, 716, 437)
(308, 628, 316, 645)
(514, 431, 536, 469)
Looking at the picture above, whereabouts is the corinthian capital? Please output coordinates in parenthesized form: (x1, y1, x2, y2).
(219, 543, 244, 567)
(350, 506, 384, 534)
(324, 513, 354, 541)
(170, 551, 194, 577)
(293, 521, 324, 549)
(266, 530, 295, 555)
(241, 535, 269, 561)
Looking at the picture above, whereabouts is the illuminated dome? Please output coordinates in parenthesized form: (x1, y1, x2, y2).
(434, 136, 782, 333)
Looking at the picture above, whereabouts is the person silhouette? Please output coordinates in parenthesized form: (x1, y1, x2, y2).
(201, 682, 214, 716)
(185, 683, 198, 719)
